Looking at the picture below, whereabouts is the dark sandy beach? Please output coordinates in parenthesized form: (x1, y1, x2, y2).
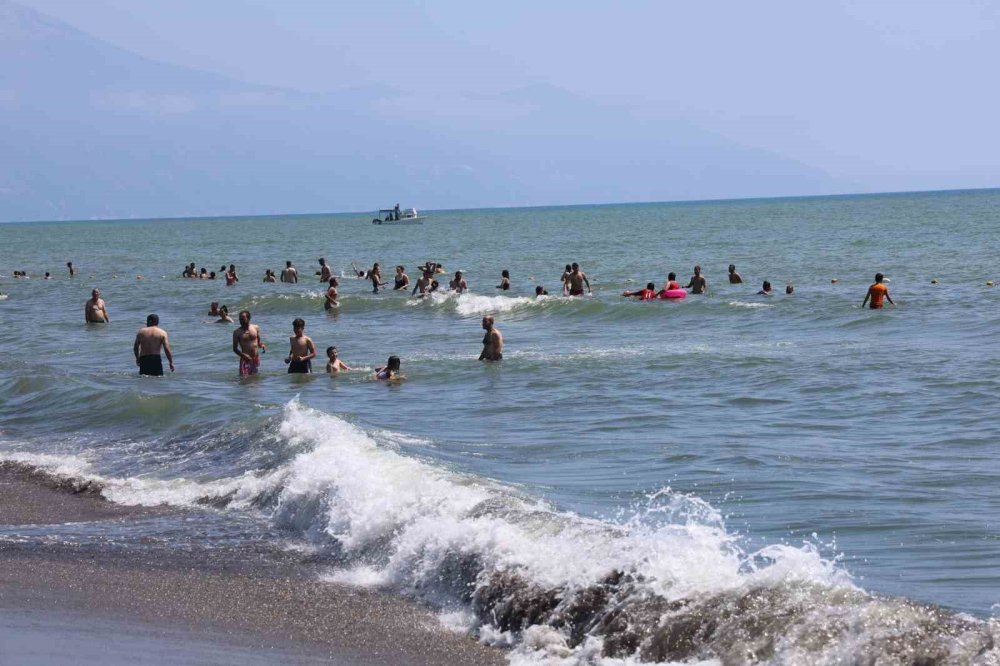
(0, 466, 504, 665)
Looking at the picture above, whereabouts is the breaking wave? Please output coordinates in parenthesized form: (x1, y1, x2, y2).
(3, 403, 997, 664)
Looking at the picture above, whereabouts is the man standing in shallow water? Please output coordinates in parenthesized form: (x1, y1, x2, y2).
(685, 265, 707, 294)
(133, 314, 174, 376)
(233, 310, 266, 377)
(862, 272, 895, 309)
(567, 263, 591, 296)
(84, 288, 110, 323)
(479, 316, 504, 361)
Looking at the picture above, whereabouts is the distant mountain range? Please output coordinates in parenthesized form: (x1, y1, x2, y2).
(0, 0, 848, 222)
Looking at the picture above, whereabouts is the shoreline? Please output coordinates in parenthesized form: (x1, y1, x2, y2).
(0, 466, 504, 665)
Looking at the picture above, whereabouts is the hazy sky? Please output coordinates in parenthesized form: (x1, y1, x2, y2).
(18, 0, 1000, 192)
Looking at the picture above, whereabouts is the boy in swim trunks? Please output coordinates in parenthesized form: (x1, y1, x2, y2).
(862, 272, 894, 309)
(285, 318, 316, 373)
(685, 265, 707, 294)
(233, 310, 265, 376)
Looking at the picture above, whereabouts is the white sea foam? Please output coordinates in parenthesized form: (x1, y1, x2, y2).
(410, 291, 542, 316)
(3, 404, 996, 664)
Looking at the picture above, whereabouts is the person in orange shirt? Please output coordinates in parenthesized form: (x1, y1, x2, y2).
(862, 272, 895, 309)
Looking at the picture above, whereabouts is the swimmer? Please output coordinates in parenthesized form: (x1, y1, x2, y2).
(560, 264, 572, 296)
(658, 272, 682, 297)
(44, 272, 51, 280)
(785, 284, 794, 295)
(369, 263, 388, 293)
(685, 265, 707, 294)
(535, 285, 549, 296)
(232, 310, 265, 377)
(351, 262, 366, 278)
(199, 268, 208, 279)
(450, 271, 468, 293)
(263, 269, 276, 283)
(568, 263, 591, 296)
(208, 302, 220, 317)
(497, 270, 511, 291)
(375, 355, 404, 381)
(325, 346, 352, 374)
(429, 280, 440, 293)
(862, 272, 895, 309)
(317, 258, 332, 282)
(284, 318, 315, 373)
(757, 280, 773, 296)
(209, 271, 217, 280)
(479, 316, 504, 361)
(280, 261, 298, 284)
(623, 282, 657, 300)
(182, 263, 194, 278)
(216, 305, 233, 323)
(67, 261, 75, 277)
(225, 264, 239, 286)
(393, 265, 410, 290)
(412, 270, 433, 297)
(324, 278, 340, 310)
(728, 264, 743, 284)
(84, 288, 110, 323)
(133, 314, 174, 376)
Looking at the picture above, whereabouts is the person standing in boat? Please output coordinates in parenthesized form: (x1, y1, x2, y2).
(394, 203, 401, 221)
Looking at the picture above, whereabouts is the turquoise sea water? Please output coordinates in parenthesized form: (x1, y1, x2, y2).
(1, 189, 999, 662)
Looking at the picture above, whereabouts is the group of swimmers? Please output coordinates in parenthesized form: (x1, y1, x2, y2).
(130, 306, 503, 379)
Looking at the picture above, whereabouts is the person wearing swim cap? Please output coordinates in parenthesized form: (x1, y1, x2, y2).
(623, 282, 657, 300)
(862, 272, 894, 309)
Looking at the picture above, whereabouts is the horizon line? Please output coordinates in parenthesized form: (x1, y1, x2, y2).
(3, 185, 998, 226)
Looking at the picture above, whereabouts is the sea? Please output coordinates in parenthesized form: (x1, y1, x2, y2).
(1, 189, 999, 664)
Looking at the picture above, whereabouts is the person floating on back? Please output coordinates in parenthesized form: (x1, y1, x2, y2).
(285, 318, 316, 373)
(134, 313, 174, 376)
(480, 316, 504, 361)
(623, 282, 657, 300)
(862, 272, 895, 309)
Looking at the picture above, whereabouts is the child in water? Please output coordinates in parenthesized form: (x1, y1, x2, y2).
(375, 356, 404, 381)
(325, 346, 351, 374)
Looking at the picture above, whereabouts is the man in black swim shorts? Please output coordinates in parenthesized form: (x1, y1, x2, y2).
(133, 314, 174, 376)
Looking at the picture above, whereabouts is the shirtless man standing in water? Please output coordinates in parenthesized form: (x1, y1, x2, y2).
(568, 263, 591, 296)
(317, 258, 332, 282)
(133, 314, 174, 376)
(84, 288, 110, 323)
(479, 316, 504, 361)
(685, 265, 707, 294)
(232, 310, 266, 377)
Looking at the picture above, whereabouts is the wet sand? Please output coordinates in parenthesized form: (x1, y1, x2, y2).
(0, 467, 505, 665)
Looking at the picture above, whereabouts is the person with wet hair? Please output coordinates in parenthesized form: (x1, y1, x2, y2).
(728, 264, 743, 284)
(233, 310, 265, 377)
(134, 313, 174, 376)
(623, 282, 657, 300)
(375, 355, 404, 380)
(285, 318, 315, 373)
(758, 280, 773, 296)
(497, 269, 511, 291)
(480, 316, 504, 361)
